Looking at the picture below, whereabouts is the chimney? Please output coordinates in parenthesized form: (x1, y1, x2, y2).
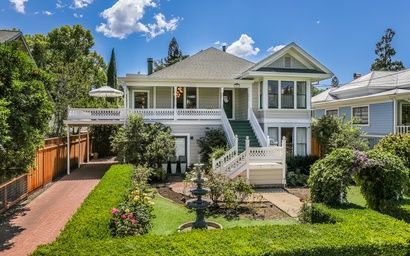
(222, 45, 226, 52)
(353, 73, 361, 80)
(147, 57, 153, 75)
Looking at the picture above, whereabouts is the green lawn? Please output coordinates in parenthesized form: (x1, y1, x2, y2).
(150, 195, 296, 235)
(347, 186, 366, 207)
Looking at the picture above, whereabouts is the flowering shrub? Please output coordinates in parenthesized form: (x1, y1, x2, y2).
(110, 165, 155, 237)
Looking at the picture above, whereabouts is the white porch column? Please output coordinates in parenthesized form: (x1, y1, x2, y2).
(248, 86, 252, 119)
(78, 129, 81, 169)
(67, 126, 70, 175)
(307, 126, 312, 155)
(293, 127, 297, 156)
(87, 129, 90, 163)
(262, 79, 268, 110)
(220, 87, 225, 110)
(393, 98, 397, 134)
(173, 86, 177, 120)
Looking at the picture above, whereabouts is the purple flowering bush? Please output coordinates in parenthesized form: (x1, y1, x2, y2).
(110, 165, 155, 237)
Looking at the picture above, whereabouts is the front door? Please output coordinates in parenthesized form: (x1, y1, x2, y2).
(223, 90, 234, 119)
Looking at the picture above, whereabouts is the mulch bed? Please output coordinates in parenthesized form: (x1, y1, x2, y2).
(156, 186, 289, 220)
(286, 187, 310, 202)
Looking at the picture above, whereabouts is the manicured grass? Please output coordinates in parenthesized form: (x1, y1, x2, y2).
(150, 196, 296, 235)
(347, 186, 366, 207)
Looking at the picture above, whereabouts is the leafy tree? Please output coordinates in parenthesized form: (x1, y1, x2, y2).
(110, 115, 175, 169)
(375, 133, 410, 168)
(154, 37, 188, 71)
(312, 115, 368, 156)
(331, 76, 339, 87)
(311, 85, 325, 97)
(371, 28, 405, 71)
(26, 25, 108, 136)
(197, 128, 228, 163)
(107, 48, 118, 89)
(0, 43, 53, 177)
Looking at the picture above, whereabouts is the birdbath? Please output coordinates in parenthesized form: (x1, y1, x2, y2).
(177, 163, 222, 232)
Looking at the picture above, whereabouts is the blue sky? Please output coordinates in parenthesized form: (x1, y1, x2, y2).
(2, 0, 410, 87)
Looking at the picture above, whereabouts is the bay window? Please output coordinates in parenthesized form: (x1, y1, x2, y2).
(268, 80, 278, 109)
(281, 81, 294, 109)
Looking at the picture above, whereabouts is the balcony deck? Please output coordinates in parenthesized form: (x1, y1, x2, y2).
(64, 108, 223, 125)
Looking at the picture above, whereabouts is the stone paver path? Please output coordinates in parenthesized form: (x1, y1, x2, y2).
(256, 188, 303, 217)
(0, 160, 115, 256)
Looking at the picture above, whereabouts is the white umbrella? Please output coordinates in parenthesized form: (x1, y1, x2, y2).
(89, 86, 123, 98)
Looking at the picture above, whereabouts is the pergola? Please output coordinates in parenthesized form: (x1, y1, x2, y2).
(64, 86, 124, 175)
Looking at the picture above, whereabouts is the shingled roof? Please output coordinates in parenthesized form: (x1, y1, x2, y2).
(148, 47, 254, 80)
(0, 30, 22, 43)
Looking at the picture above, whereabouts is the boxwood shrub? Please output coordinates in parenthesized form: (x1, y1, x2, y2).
(33, 164, 410, 256)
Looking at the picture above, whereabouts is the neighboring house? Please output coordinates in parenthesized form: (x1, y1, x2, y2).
(0, 29, 32, 57)
(312, 70, 410, 146)
(66, 43, 332, 186)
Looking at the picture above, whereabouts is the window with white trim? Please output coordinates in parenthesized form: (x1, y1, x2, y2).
(281, 81, 294, 109)
(352, 106, 369, 125)
(186, 87, 197, 109)
(268, 127, 279, 145)
(296, 127, 307, 156)
(134, 91, 149, 109)
(326, 109, 338, 117)
(296, 81, 307, 109)
(284, 56, 291, 68)
(268, 80, 278, 109)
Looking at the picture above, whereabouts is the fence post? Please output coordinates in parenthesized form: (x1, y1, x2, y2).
(282, 136, 287, 186)
(245, 136, 250, 183)
(235, 135, 239, 155)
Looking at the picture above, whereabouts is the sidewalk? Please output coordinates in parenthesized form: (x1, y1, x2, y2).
(0, 160, 114, 256)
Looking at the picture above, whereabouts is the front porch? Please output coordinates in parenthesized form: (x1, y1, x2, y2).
(394, 99, 410, 134)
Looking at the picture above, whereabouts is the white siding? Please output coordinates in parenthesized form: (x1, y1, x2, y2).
(235, 88, 248, 120)
(198, 88, 219, 109)
(156, 87, 172, 108)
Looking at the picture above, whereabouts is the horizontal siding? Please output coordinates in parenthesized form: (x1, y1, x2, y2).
(314, 109, 325, 119)
(235, 88, 248, 120)
(247, 169, 283, 185)
(169, 124, 222, 165)
(262, 110, 310, 120)
(198, 88, 219, 109)
(339, 106, 351, 120)
(156, 87, 172, 108)
(252, 82, 259, 109)
(361, 102, 393, 135)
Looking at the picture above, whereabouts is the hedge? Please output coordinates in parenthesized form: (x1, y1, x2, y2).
(33, 164, 410, 256)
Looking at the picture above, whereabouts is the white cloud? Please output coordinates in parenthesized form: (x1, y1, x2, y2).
(56, 0, 67, 9)
(214, 40, 227, 46)
(96, 0, 180, 40)
(72, 0, 93, 9)
(42, 10, 54, 16)
(73, 12, 83, 18)
(316, 20, 320, 24)
(146, 13, 179, 39)
(9, 0, 28, 13)
(267, 44, 286, 53)
(226, 34, 260, 57)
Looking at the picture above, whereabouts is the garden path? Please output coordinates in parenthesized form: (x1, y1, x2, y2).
(0, 159, 115, 256)
(255, 188, 303, 217)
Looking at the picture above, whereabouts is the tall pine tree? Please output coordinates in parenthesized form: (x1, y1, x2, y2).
(154, 37, 188, 71)
(371, 28, 405, 71)
(107, 48, 118, 89)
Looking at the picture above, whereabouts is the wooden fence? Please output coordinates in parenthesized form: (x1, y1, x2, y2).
(1, 133, 89, 213)
(311, 135, 321, 158)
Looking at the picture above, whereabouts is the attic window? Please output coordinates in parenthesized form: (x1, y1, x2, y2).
(284, 56, 291, 68)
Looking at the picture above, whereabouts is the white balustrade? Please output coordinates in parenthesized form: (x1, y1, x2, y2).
(396, 125, 410, 134)
(212, 135, 238, 171)
(249, 108, 269, 147)
(67, 108, 222, 122)
(221, 110, 236, 147)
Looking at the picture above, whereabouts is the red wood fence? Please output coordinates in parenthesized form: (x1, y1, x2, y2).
(1, 133, 89, 212)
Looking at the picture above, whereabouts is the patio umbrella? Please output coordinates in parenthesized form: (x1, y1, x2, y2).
(89, 86, 123, 98)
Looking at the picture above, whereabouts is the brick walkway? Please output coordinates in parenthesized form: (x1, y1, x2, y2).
(0, 160, 114, 256)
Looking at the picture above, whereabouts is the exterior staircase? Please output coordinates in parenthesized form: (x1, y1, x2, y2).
(229, 120, 260, 152)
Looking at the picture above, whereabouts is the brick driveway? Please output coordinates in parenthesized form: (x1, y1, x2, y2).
(0, 161, 114, 256)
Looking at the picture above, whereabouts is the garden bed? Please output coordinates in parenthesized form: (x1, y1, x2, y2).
(286, 187, 310, 202)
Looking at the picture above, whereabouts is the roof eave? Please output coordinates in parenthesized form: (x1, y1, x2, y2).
(243, 71, 332, 80)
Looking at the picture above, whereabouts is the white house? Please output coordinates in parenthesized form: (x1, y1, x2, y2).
(65, 43, 332, 186)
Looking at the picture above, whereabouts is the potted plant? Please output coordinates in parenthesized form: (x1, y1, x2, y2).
(170, 156, 177, 174)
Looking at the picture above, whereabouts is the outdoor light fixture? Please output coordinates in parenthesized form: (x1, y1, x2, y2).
(233, 82, 240, 88)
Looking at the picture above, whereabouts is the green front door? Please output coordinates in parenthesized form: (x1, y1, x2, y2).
(223, 90, 233, 119)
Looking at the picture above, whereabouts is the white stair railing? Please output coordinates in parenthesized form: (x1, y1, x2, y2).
(249, 108, 270, 147)
(212, 135, 238, 171)
(221, 109, 236, 147)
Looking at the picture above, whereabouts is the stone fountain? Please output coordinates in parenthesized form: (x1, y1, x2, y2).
(178, 163, 222, 232)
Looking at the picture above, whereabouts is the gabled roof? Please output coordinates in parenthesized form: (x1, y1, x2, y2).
(0, 30, 22, 43)
(242, 42, 333, 77)
(312, 87, 338, 103)
(148, 47, 254, 80)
